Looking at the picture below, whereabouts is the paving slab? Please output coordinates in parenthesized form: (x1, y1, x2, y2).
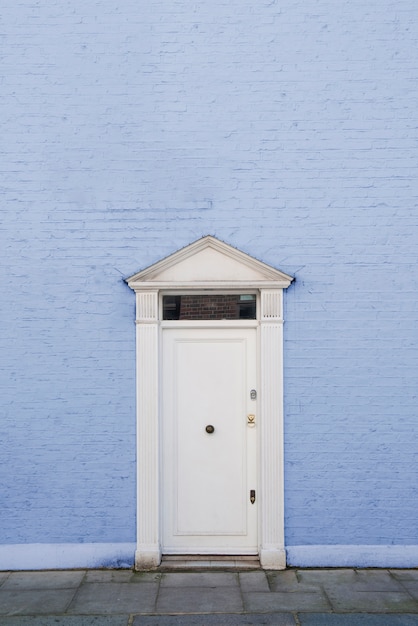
(244, 591, 330, 613)
(66, 582, 158, 615)
(84, 570, 161, 584)
(267, 570, 320, 592)
(351, 570, 406, 591)
(0, 618, 128, 626)
(297, 569, 359, 586)
(2, 570, 85, 590)
(0, 572, 10, 586)
(315, 572, 407, 598)
(133, 614, 296, 625)
(239, 571, 270, 592)
(160, 572, 238, 588)
(325, 588, 418, 613)
(398, 582, 418, 601)
(389, 570, 418, 601)
(155, 587, 243, 613)
(0, 588, 77, 615)
(390, 570, 418, 582)
(299, 614, 418, 625)
(161, 572, 238, 588)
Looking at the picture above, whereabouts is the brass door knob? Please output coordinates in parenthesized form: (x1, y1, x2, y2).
(205, 425, 215, 434)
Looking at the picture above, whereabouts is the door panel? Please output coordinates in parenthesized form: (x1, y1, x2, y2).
(162, 327, 257, 554)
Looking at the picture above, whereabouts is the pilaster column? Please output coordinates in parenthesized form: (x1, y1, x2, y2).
(134, 291, 161, 569)
(259, 289, 286, 569)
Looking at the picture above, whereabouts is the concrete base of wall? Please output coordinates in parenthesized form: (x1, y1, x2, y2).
(287, 545, 418, 568)
(0, 543, 136, 570)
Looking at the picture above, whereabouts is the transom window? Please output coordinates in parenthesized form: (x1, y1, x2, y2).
(162, 294, 256, 320)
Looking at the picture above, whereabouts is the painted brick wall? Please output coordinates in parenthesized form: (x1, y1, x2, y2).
(1, 0, 417, 556)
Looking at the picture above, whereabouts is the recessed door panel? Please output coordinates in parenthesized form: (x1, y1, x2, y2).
(162, 327, 257, 554)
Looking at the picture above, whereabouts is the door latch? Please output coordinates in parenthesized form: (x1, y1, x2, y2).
(250, 490, 256, 504)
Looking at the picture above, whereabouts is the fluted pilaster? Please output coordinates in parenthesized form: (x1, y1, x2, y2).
(135, 291, 161, 569)
(260, 289, 286, 569)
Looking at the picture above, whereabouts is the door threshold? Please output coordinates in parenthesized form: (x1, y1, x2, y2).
(160, 555, 261, 571)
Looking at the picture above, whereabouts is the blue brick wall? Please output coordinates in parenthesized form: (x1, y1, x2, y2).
(1, 0, 417, 553)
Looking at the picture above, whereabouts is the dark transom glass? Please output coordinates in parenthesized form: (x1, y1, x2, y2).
(163, 294, 256, 320)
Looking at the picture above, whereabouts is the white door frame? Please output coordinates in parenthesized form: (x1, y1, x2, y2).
(126, 237, 293, 570)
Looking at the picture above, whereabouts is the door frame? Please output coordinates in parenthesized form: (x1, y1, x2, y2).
(126, 237, 293, 570)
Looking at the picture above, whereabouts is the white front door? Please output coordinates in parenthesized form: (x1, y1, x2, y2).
(162, 327, 258, 555)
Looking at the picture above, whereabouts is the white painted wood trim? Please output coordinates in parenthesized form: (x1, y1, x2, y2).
(128, 241, 293, 571)
(132, 287, 287, 570)
(135, 291, 161, 570)
(259, 289, 286, 570)
(160, 320, 259, 329)
(126, 236, 294, 288)
(130, 281, 291, 290)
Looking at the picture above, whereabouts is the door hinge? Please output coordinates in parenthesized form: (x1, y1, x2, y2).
(250, 490, 256, 504)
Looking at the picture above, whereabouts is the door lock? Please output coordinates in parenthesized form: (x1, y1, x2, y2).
(247, 414, 255, 427)
(250, 490, 256, 504)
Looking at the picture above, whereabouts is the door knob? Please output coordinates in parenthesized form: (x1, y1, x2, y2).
(205, 425, 215, 434)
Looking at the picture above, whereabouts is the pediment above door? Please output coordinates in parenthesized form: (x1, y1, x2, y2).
(126, 236, 293, 290)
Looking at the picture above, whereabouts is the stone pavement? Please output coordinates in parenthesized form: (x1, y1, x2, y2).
(0, 568, 417, 625)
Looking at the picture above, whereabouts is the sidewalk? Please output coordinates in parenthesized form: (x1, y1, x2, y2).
(0, 567, 417, 625)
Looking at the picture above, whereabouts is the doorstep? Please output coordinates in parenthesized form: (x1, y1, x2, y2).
(159, 555, 261, 570)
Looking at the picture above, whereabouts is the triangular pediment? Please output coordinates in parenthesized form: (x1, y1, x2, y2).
(126, 236, 293, 290)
